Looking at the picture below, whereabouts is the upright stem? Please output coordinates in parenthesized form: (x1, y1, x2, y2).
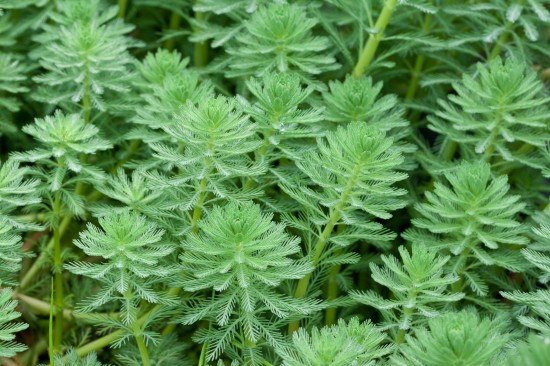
(164, 12, 181, 51)
(134, 329, 151, 366)
(135, 336, 151, 366)
(324, 225, 346, 326)
(20, 216, 71, 289)
(193, 10, 209, 67)
(451, 248, 470, 293)
(118, 0, 128, 19)
(52, 191, 63, 352)
(191, 175, 209, 233)
(395, 289, 417, 345)
(352, 0, 398, 78)
(405, 9, 433, 103)
(324, 259, 342, 325)
(161, 173, 209, 336)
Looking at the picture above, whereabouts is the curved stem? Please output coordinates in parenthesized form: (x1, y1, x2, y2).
(352, 0, 398, 78)
(134, 332, 151, 366)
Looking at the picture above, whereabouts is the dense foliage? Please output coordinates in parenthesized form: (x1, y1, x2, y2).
(0, 0, 549, 365)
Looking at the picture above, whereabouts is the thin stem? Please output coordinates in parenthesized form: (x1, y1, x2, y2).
(198, 342, 208, 366)
(289, 164, 361, 333)
(53, 191, 63, 352)
(118, 0, 128, 19)
(451, 248, 471, 293)
(20, 216, 71, 289)
(191, 176, 209, 233)
(324, 225, 346, 326)
(193, 10, 209, 67)
(16, 292, 73, 320)
(324, 260, 341, 325)
(164, 12, 181, 51)
(48, 279, 54, 366)
(161, 175, 209, 336)
(352, 0, 398, 78)
(404, 9, 433, 103)
(74, 287, 181, 357)
(395, 289, 417, 345)
(15, 292, 119, 321)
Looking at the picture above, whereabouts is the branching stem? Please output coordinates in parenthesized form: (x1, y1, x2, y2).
(352, 0, 397, 78)
(289, 164, 361, 333)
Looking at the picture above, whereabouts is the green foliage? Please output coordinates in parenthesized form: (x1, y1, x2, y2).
(2, 0, 550, 364)
(66, 211, 176, 320)
(224, 3, 338, 80)
(132, 49, 214, 142)
(0, 217, 25, 285)
(0, 288, 28, 357)
(404, 160, 529, 291)
(277, 317, 392, 366)
(0, 159, 41, 228)
(44, 348, 108, 366)
(0, 53, 28, 135)
(240, 72, 324, 152)
(351, 245, 463, 341)
(429, 58, 550, 172)
(392, 310, 510, 366)
(178, 201, 318, 364)
(282, 122, 408, 248)
(116, 334, 191, 366)
(31, 0, 139, 112)
(323, 75, 406, 131)
(500, 333, 550, 366)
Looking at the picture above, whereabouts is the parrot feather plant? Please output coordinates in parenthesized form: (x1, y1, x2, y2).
(0, 0, 549, 365)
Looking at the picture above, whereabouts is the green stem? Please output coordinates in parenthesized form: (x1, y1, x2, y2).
(395, 290, 417, 345)
(324, 225, 346, 326)
(74, 287, 181, 357)
(161, 175, 209, 336)
(118, 0, 128, 19)
(20, 216, 71, 289)
(15, 292, 119, 321)
(191, 176, 209, 233)
(134, 331, 151, 366)
(198, 342, 208, 366)
(404, 10, 433, 102)
(53, 191, 63, 352)
(451, 248, 470, 293)
(245, 127, 275, 189)
(48, 279, 54, 366)
(289, 165, 361, 333)
(352, 0, 398, 78)
(324, 260, 342, 326)
(164, 12, 181, 51)
(193, 11, 209, 67)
